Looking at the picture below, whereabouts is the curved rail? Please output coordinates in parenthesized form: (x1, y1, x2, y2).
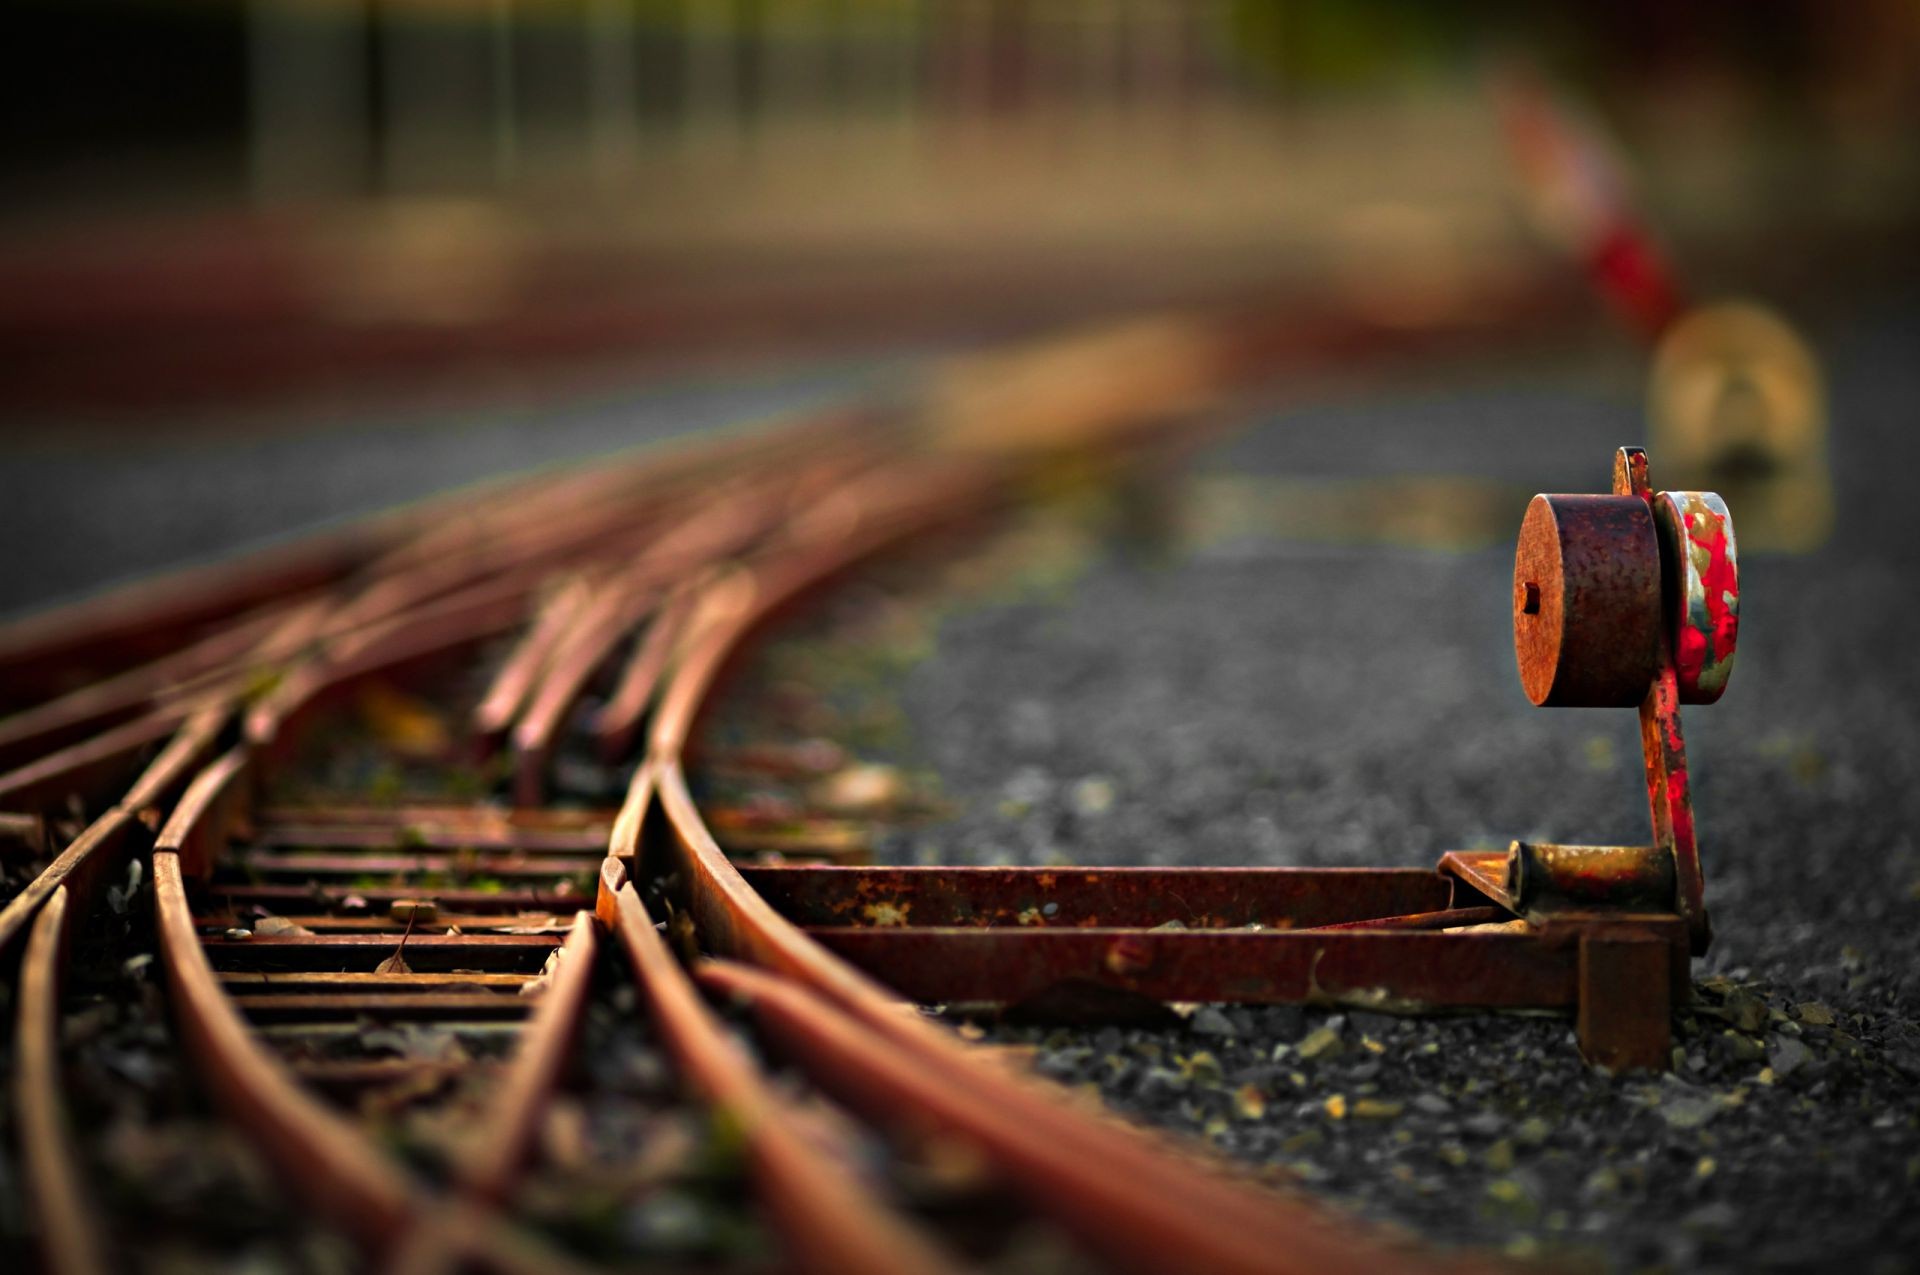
(0, 297, 1585, 1272)
(14, 887, 109, 1275)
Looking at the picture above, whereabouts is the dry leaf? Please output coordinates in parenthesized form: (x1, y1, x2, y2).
(375, 913, 417, 975)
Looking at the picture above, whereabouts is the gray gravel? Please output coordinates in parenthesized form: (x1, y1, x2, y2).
(707, 298, 1920, 1271)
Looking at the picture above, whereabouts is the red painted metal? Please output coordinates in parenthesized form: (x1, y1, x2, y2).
(1614, 449, 1712, 951)
(1654, 490, 1739, 703)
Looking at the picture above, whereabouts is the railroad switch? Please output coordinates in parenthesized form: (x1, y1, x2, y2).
(747, 446, 1737, 1071)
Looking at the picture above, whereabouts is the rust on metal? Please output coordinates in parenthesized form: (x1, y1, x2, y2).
(1615, 449, 1712, 951)
(153, 850, 423, 1249)
(15, 887, 110, 1275)
(595, 858, 965, 1275)
(0, 272, 1755, 1275)
(1513, 493, 1662, 707)
(0, 809, 136, 961)
(462, 910, 600, 1202)
(741, 863, 1458, 930)
(1505, 841, 1677, 915)
(797, 924, 1573, 1009)
(1577, 930, 1675, 1070)
(699, 960, 1454, 1275)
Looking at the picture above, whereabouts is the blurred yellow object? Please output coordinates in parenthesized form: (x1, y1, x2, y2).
(356, 682, 454, 759)
(306, 199, 527, 327)
(924, 317, 1224, 459)
(1647, 301, 1832, 551)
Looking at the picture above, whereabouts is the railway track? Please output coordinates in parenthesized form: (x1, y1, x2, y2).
(2, 312, 1537, 1274)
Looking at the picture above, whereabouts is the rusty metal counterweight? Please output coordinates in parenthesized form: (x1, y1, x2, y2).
(0, 311, 1739, 1275)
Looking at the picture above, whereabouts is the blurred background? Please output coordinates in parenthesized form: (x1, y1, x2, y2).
(2, 0, 1917, 613)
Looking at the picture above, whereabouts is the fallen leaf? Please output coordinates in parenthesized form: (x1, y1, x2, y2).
(376, 913, 417, 975)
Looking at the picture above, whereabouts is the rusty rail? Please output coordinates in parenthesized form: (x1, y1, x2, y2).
(0, 296, 1723, 1273)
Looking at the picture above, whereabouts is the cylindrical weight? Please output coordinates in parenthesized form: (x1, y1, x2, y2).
(1654, 490, 1739, 704)
(1513, 493, 1662, 707)
(1505, 841, 1678, 913)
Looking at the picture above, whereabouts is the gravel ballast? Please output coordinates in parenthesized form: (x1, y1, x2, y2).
(704, 302, 1920, 1272)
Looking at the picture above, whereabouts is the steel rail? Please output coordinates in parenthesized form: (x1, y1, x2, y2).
(0, 296, 1613, 1272)
(596, 857, 964, 1275)
(459, 910, 600, 1202)
(13, 886, 109, 1275)
(152, 766, 599, 1274)
(628, 460, 1472, 1274)
(698, 959, 1426, 1275)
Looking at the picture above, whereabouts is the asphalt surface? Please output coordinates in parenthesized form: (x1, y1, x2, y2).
(706, 296, 1920, 1272)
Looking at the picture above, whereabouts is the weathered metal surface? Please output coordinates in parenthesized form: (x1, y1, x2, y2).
(593, 584, 698, 764)
(654, 565, 1472, 1274)
(799, 925, 1574, 1009)
(211, 883, 584, 914)
(229, 992, 537, 1022)
(167, 747, 252, 880)
(14, 887, 110, 1275)
(0, 610, 272, 773)
(253, 804, 617, 831)
(0, 809, 136, 962)
(248, 823, 611, 853)
(1513, 493, 1662, 707)
(461, 910, 599, 1202)
(595, 858, 964, 1275)
(1505, 841, 1676, 915)
(230, 850, 602, 879)
(117, 702, 232, 817)
(1615, 449, 1712, 952)
(0, 527, 384, 710)
(1298, 905, 1510, 933)
(1654, 490, 1739, 703)
(0, 705, 197, 819)
(1439, 849, 1520, 913)
(741, 863, 1457, 930)
(471, 574, 598, 755)
(219, 970, 535, 991)
(699, 960, 1459, 1275)
(509, 581, 657, 807)
(1577, 930, 1675, 1070)
(0, 302, 1747, 1275)
(194, 910, 572, 934)
(153, 850, 423, 1249)
(200, 933, 563, 972)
